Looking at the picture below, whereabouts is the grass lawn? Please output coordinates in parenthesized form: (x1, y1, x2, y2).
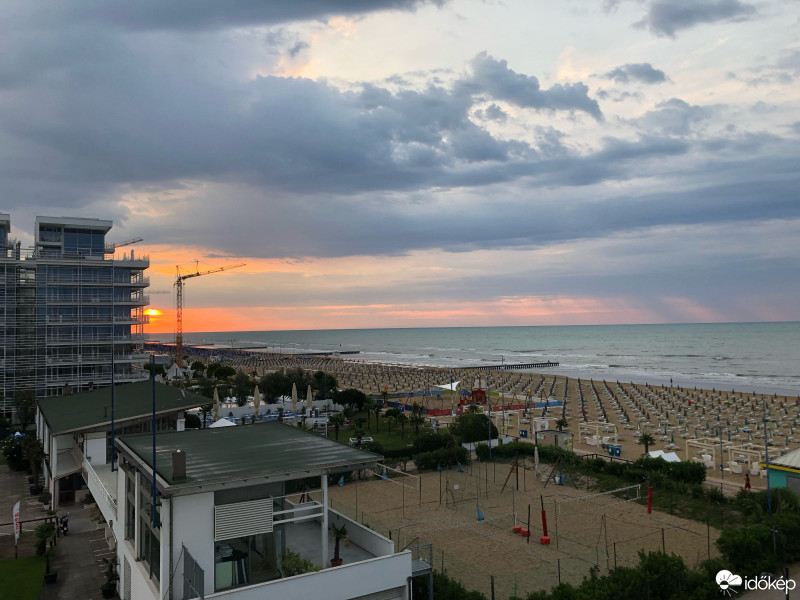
(329, 412, 433, 452)
(0, 555, 45, 600)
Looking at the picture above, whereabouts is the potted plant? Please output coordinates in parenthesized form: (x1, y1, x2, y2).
(329, 523, 348, 567)
(35, 522, 58, 583)
(43, 547, 58, 584)
(101, 556, 118, 598)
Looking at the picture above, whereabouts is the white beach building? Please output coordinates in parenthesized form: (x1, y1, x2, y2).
(111, 423, 420, 600)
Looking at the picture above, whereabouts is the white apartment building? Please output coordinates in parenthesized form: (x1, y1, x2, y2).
(1, 214, 149, 411)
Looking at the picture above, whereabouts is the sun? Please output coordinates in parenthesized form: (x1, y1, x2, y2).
(145, 309, 163, 317)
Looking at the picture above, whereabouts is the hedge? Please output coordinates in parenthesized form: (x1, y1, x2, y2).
(413, 446, 470, 470)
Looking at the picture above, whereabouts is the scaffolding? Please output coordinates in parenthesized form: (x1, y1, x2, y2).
(1, 217, 150, 411)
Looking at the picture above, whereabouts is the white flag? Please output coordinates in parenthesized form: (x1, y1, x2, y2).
(13, 501, 20, 545)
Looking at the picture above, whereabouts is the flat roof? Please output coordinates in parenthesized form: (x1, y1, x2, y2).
(37, 380, 206, 435)
(35, 216, 112, 231)
(118, 423, 382, 490)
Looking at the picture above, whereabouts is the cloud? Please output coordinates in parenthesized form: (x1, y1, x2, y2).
(603, 63, 667, 84)
(474, 103, 507, 122)
(465, 53, 603, 120)
(635, 98, 713, 136)
(635, 0, 757, 38)
(37, 0, 447, 32)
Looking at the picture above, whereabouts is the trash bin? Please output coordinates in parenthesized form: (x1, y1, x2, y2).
(614, 445, 622, 457)
(520, 429, 528, 438)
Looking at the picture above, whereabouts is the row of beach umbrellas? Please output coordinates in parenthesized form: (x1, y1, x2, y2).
(211, 382, 314, 423)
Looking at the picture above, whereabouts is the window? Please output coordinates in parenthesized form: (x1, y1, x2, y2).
(125, 473, 135, 541)
(214, 532, 280, 591)
(139, 477, 160, 583)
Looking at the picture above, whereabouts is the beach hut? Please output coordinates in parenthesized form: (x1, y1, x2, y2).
(764, 447, 800, 494)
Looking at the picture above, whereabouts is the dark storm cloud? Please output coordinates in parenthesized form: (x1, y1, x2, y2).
(1, 0, 797, 272)
(0, 44, 606, 209)
(464, 53, 603, 120)
(603, 63, 667, 84)
(634, 0, 757, 38)
(35, 0, 446, 32)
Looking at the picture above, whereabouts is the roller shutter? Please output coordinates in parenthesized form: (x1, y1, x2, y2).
(214, 497, 273, 541)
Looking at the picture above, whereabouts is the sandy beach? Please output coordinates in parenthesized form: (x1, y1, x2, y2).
(176, 348, 798, 596)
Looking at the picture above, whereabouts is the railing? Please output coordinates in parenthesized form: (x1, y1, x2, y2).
(83, 456, 117, 520)
(402, 536, 433, 567)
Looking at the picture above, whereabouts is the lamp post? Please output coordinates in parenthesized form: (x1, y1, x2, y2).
(763, 396, 772, 514)
(487, 371, 492, 458)
(717, 425, 724, 491)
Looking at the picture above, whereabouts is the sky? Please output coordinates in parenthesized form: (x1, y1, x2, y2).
(1, 0, 799, 333)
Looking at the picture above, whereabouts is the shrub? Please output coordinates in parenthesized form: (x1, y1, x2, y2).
(475, 442, 490, 461)
(413, 446, 469, 470)
(586, 457, 607, 473)
(705, 486, 726, 505)
(360, 440, 384, 455)
(281, 550, 320, 577)
(413, 431, 456, 454)
(1, 437, 27, 471)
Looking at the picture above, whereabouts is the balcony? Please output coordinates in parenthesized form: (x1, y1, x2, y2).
(83, 457, 118, 521)
(205, 505, 409, 600)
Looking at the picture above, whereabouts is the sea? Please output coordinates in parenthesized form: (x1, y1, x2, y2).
(149, 323, 800, 396)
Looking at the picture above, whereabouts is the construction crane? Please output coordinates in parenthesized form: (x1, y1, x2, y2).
(175, 261, 245, 366)
(106, 237, 143, 251)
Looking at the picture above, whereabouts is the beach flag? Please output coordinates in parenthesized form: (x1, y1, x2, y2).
(338, 476, 344, 487)
(477, 507, 485, 521)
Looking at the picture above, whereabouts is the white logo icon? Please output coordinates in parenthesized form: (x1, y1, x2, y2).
(716, 570, 742, 595)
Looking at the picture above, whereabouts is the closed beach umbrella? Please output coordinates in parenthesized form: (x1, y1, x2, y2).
(253, 384, 261, 420)
(306, 384, 313, 413)
(534, 445, 540, 478)
(292, 382, 298, 413)
(213, 387, 220, 422)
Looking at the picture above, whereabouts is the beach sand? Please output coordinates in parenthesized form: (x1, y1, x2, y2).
(184, 350, 794, 596)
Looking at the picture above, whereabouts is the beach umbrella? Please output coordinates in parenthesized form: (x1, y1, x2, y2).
(306, 384, 313, 413)
(253, 384, 261, 420)
(534, 445, 540, 478)
(292, 382, 298, 414)
(213, 387, 220, 422)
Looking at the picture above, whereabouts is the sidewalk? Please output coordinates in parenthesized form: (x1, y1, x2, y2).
(38, 503, 115, 600)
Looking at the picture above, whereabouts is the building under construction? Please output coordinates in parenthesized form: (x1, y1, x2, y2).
(0, 214, 150, 412)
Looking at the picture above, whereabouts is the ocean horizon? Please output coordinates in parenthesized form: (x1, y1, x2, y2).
(149, 322, 800, 396)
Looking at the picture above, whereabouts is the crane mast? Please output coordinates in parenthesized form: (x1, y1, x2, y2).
(174, 262, 245, 366)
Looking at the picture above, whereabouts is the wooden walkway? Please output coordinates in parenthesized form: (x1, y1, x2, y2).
(456, 361, 559, 370)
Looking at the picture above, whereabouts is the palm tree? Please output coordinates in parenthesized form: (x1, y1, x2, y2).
(364, 399, 375, 430)
(397, 413, 408, 439)
(329, 414, 345, 442)
(555, 418, 568, 432)
(330, 523, 348, 566)
(385, 408, 401, 435)
(639, 432, 655, 454)
(410, 402, 425, 436)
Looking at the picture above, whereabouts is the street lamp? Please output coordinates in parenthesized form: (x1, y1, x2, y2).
(487, 371, 492, 458)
